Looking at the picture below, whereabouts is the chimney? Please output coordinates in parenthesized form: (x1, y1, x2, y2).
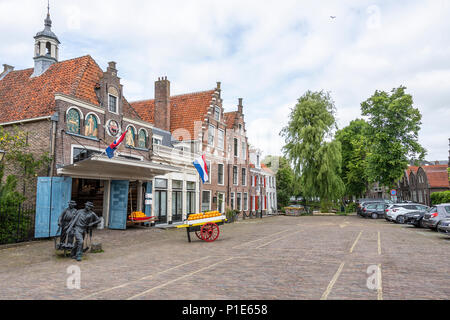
(0, 64, 14, 80)
(154, 76, 171, 131)
(238, 98, 243, 114)
(216, 81, 221, 98)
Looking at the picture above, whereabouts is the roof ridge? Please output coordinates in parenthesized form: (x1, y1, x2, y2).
(170, 89, 215, 98)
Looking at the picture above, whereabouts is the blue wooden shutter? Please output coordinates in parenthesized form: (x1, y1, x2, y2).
(35, 177, 72, 238)
(35, 177, 52, 238)
(144, 181, 152, 217)
(109, 180, 129, 230)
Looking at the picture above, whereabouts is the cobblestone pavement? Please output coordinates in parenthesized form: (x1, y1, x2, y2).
(0, 215, 449, 300)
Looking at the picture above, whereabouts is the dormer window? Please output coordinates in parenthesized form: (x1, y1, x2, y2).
(108, 94, 117, 113)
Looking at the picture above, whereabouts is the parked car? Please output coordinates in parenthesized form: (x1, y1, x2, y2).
(357, 200, 390, 216)
(404, 211, 427, 227)
(422, 204, 450, 230)
(437, 219, 450, 235)
(362, 202, 388, 219)
(385, 203, 429, 223)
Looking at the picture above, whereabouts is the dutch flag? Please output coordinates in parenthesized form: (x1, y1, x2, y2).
(105, 129, 128, 159)
(193, 154, 209, 184)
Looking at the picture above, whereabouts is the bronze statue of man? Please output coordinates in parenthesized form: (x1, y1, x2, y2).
(57, 200, 77, 250)
(68, 202, 101, 261)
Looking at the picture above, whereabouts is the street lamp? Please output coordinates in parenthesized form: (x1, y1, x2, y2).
(0, 150, 5, 163)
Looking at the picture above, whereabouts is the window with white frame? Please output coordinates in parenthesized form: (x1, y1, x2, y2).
(241, 141, 246, 159)
(237, 193, 242, 211)
(234, 138, 238, 157)
(218, 129, 224, 150)
(218, 163, 224, 185)
(108, 94, 118, 113)
(243, 193, 248, 211)
(214, 107, 220, 121)
(208, 124, 215, 146)
(233, 166, 238, 185)
(241, 168, 247, 186)
(201, 190, 211, 212)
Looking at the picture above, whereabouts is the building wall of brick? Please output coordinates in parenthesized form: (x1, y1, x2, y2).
(1, 119, 53, 204)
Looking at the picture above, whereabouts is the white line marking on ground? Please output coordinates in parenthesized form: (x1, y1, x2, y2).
(378, 231, 381, 255)
(255, 230, 302, 249)
(232, 229, 292, 249)
(321, 262, 345, 300)
(80, 255, 211, 299)
(349, 231, 363, 253)
(377, 264, 383, 300)
(126, 257, 235, 300)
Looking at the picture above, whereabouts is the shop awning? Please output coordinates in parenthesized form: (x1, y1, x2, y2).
(56, 155, 180, 180)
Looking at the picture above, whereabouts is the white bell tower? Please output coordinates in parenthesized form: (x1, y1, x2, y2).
(32, 2, 60, 77)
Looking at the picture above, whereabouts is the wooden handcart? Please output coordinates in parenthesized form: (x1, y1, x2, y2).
(127, 211, 158, 226)
(177, 215, 227, 242)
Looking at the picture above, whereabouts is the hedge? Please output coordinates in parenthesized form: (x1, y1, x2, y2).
(430, 191, 450, 205)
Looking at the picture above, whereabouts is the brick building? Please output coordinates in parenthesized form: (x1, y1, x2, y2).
(397, 165, 449, 206)
(0, 10, 188, 237)
(0, 7, 277, 237)
(130, 82, 256, 218)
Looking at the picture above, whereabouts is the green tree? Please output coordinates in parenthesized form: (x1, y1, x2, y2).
(335, 119, 370, 198)
(281, 91, 344, 211)
(361, 86, 426, 188)
(275, 157, 295, 209)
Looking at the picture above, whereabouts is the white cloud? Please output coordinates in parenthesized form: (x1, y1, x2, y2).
(1, 0, 449, 160)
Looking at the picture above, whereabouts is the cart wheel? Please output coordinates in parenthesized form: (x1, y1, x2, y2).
(200, 223, 220, 242)
(195, 231, 203, 240)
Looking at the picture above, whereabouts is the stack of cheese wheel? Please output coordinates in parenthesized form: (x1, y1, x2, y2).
(188, 211, 222, 221)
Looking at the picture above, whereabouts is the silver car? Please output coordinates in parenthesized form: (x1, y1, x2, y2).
(437, 219, 450, 236)
(422, 204, 450, 230)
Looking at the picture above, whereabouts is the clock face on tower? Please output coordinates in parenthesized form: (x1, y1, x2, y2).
(107, 120, 120, 137)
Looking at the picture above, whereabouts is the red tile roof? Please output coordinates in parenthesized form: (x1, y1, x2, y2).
(0, 55, 142, 124)
(0, 55, 102, 123)
(224, 112, 237, 129)
(130, 99, 155, 123)
(130, 90, 215, 138)
(422, 165, 449, 188)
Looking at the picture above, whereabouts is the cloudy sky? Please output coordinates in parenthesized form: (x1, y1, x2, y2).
(1, 0, 449, 160)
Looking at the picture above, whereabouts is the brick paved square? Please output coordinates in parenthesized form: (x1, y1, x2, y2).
(0, 216, 448, 300)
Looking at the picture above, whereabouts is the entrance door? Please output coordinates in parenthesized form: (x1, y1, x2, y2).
(217, 193, 225, 213)
(171, 190, 182, 222)
(35, 177, 72, 238)
(109, 180, 129, 230)
(154, 190, 167, 224)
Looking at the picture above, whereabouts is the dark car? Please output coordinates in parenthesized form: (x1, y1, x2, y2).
(404, 210, 426, 227)
(362, 202, 388, 219)
(437, 219, 450, 235)
(357, 200, 389, 216)
(422, 204, 450, 230)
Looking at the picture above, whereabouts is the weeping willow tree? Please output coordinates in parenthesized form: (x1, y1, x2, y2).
(281, 91, 344, 212)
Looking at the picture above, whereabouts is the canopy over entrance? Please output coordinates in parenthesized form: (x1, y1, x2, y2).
(57, 155, 180, 180)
